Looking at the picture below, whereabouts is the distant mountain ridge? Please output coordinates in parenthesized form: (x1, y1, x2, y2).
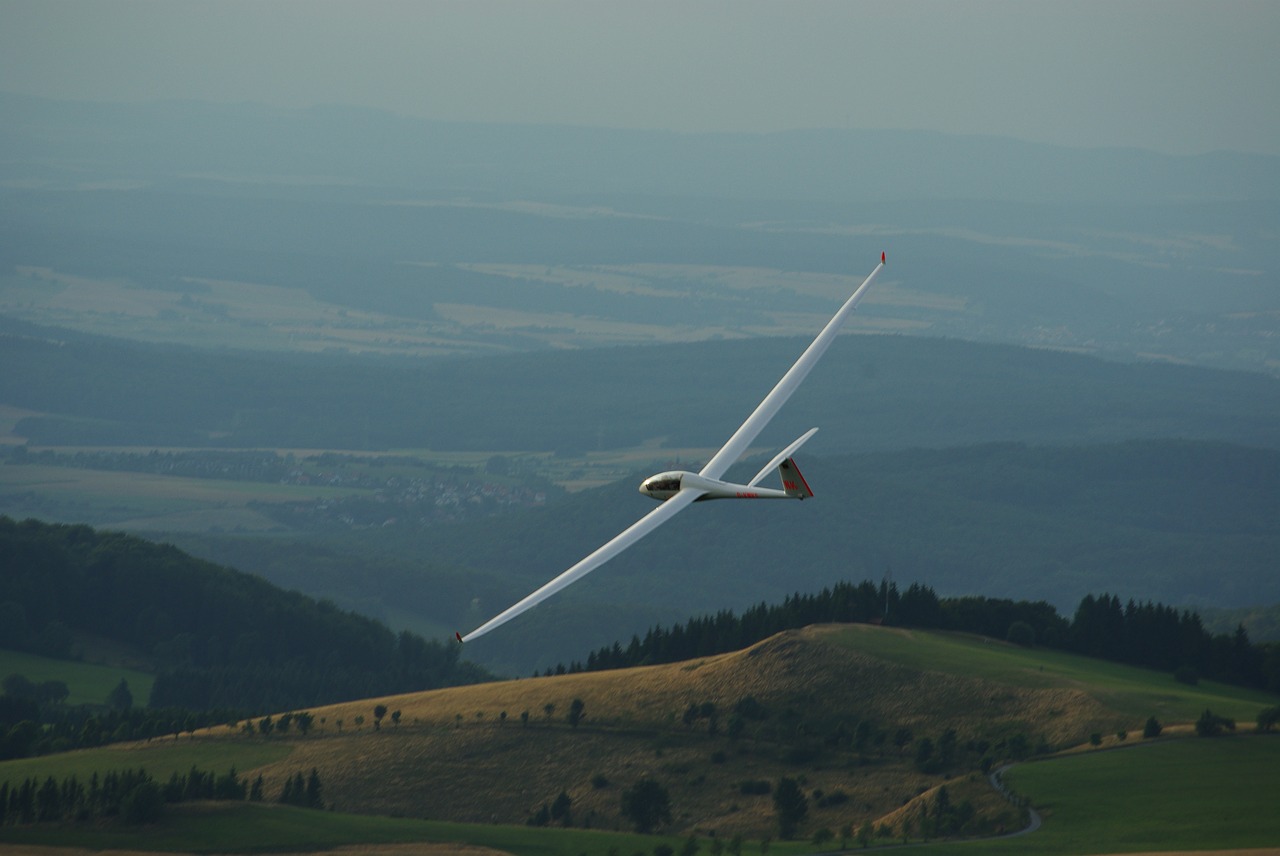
(3, 91, 1277, 204)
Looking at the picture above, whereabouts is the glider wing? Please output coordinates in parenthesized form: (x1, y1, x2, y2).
(699, 260, 883, 481)
(457, 255, 884, 643)
(459, 487, 706, 642)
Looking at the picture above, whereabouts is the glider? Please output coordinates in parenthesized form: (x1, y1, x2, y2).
(458, 252, 886, 642)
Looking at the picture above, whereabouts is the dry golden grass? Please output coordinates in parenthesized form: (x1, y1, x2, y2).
(185, 625, 1120, 837)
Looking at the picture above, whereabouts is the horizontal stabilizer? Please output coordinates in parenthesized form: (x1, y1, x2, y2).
(748, 427, 819, 487)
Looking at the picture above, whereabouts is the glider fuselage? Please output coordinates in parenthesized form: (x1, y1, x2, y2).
(639, 471, 803, 501)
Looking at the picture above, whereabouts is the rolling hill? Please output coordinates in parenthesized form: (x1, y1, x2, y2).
(141, 624, 1276, 839)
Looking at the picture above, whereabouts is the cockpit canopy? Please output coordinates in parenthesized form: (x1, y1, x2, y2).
(641, 473, 683, 494)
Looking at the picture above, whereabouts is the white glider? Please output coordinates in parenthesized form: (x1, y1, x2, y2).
(457, 253, 886, 643)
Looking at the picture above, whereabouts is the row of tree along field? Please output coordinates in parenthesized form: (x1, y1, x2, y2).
(553, 581, 1280, 693)
(0, 764, 324, 826)
(0, 673, 253, 761)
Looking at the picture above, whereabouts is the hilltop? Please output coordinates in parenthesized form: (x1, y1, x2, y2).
(184, 623, 1273, 839)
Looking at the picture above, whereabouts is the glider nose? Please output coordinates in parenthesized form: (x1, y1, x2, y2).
(639, 472, 682, 501)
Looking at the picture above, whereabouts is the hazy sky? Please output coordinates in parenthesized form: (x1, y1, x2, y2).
(2, 0, 1277, 156)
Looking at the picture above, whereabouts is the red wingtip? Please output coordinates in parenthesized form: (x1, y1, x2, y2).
(881, 251, 886, 264)
(455, 631, 463, 643)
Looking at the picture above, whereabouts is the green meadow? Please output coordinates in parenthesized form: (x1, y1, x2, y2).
(0, 648, 154, 707)
(0, 739, 291, 789)
(0, 802, 737, 856)
(825, 624, 1277, 725)
(960, 735, 1280, 855)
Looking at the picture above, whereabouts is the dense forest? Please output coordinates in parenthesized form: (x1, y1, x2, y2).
(0, 516, 491, 712)
(552, 581, 1279, 694)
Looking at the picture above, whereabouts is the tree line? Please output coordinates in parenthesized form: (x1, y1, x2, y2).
(0, 764, 324, 826)
(0, 676, 245, 760)
(1, 516, 492, 712)
(551, 580, 1279, 693)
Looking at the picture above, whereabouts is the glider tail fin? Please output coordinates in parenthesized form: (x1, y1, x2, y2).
(778, 457, 814, 498)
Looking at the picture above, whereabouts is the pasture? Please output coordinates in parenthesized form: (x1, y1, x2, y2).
(0, 801, 772, 856)
(0, 739, 291, 789)
(990, 735, 1280, 854)
(0, 649, 154, 708)
(822, 624, 1278, 725)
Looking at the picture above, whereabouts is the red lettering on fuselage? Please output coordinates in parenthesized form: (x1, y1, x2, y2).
(735, 491, 759, 498)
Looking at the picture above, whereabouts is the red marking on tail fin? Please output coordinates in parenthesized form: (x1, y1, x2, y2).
(881, 251, 886, 264)
(455, 631, 463, 643)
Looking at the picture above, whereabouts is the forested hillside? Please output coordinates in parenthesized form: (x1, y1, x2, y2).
(0, 517, 491, 711)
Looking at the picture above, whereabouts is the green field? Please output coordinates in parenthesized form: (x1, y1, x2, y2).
(0, 648, 155, 707)
(825, 624, 1278, 725)
(0, 739, 292, 789)
(0, 801, 774, 856)
(988, 735, 1280, 854)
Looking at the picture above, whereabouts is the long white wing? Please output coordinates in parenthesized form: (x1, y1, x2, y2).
(460, 488, 706, 642)
(699, 259, 884, 480)
(458, 255, 883, 643)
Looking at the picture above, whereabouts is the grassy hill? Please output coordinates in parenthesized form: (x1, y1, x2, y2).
(225, 624, 1277, 837)
(3, 623, 1277, 853)
(73, 626, 1280, 833)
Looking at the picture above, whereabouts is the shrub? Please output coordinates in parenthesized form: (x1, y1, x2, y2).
(816, 789, 848, 807)
(1195, 709, 1235, 737)
(621, 779, 672, 833)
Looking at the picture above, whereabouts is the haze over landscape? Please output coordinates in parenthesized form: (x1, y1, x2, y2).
(1, 2, 1278, 853)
